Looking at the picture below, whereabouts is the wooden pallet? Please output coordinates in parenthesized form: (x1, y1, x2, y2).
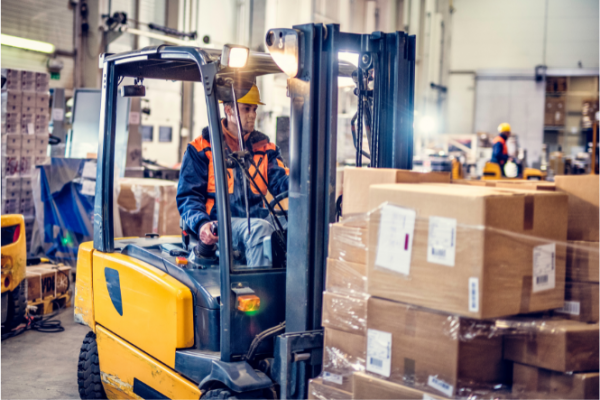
(27, 292, 71, 316)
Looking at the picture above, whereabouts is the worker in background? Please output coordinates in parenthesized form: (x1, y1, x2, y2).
(177, 84, 289, 267)
(491, 122, 512, 176)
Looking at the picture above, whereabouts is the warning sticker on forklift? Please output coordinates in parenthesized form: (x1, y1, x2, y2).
(366, 329, 392, 377)
(374, 204, 416, 275)
(532, 243, 555, 293)
(322, 372, 343, 385)
(427, 216, 457, 266)
(427, 376, 454, 397)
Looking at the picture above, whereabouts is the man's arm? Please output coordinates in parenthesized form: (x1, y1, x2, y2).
(176, 146, 211, 235)
(265, 143, 289, 196)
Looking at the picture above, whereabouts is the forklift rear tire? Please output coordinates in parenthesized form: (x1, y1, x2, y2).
(3, 281, 27, 332)
(78, 332, 107, 400)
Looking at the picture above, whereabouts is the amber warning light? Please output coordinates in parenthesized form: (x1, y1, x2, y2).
(237, 294, 260, 313)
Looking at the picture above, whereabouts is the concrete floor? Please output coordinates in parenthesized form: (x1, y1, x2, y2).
(2, 308, 89, 399)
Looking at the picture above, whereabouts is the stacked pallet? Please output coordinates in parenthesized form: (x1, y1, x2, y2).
(2, 68, 51, 252)
(25, 263, 72, 315)
(309, 168, 599, 400)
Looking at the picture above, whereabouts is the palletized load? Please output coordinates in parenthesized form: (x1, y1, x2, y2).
(367, 183, 569, 319)
(512, 363, 599, 399)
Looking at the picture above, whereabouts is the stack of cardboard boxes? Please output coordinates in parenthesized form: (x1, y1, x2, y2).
(309, 168, 599, 400)
(2, 69, 51, 251)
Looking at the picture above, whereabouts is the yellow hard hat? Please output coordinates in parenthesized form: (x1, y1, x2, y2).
(237, 84, 265, 105)
(498, 122, 511, 133)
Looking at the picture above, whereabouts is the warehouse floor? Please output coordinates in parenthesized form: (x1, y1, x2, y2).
(1, 309, 88, 399)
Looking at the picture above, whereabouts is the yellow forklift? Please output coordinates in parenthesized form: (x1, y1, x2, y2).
(1, 214, 27, 332)
(74, 23, 415, 399)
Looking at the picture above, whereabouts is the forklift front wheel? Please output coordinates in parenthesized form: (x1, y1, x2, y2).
(77, 332, 107, 400)
(202, 388, 238, 399)
(3, 280, 27, 332)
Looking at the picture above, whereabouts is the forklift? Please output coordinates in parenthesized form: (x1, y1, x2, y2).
(1, 214, 27, 332)
(74, 23, 415, 399)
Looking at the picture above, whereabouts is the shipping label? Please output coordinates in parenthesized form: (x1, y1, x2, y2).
(427, 216, 457, 266)
(366, 329, 392, 377)
(427, 376, 454, 397)
(81, 179, 96, 196)
(468, 277, 479, 312)
(556, 300, 581, 316)
(532, 243, 556, 293)
(374, 204, 416, 275)
(322, 372, 343, 385)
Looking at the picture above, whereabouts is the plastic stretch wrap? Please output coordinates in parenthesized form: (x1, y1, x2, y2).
(511, 363, 599, 400)
(322, 291, 367, 335)
(322, 328, 366, 392)
(307, 378, 351, 400)
(367, 192, 570, 319)
(117, 178, 180, 237)
(30, 159, 96, 262)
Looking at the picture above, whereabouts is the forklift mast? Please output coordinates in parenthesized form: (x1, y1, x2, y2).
(272, 24, 415, 398)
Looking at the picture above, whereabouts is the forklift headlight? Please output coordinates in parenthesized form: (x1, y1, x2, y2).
(221, 44, 249, 69)
(237, 294, 260, 313)
(265, 29, 301, 78)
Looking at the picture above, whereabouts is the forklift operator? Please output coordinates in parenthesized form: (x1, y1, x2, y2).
(177, 85, 289, 267)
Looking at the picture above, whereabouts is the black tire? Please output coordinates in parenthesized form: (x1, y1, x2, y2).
(78, 331, 106, 399)
(4, 280, 27, 331)
(202, 388, 238, 399)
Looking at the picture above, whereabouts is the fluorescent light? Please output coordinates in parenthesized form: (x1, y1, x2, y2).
(338, 52, 359, 66)
(1, 34, 55, 54)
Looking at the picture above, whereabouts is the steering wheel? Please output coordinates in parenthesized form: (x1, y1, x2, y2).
(269, 191, 288, 216)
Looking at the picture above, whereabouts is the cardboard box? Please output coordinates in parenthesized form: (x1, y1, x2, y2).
(20, 176, 32, 191)
(27, 266, 57, 298)
(554, 281, 599, 323)
(4, 155, 20, 177)
(33, 134, 49, 150)
(512, 363, 599, 399)
(323, 328, 366, 392)
(21, 91, 36, 109)
(2, 187, 21, 200)
(322, 291, 368, 335)
(555, 175, 599, 241)
(342, 167, 451, 215)
(3, 176, 22, 192)
(21, 135, 35, 150)
(2, 133, 22, 149)
(308, 378, 352, 400)
(544, 97, 565, 126)
(35, 93, 49, 110)
(454, 179, 556, 192)
(20, 71, 35, 91)
(329, 222, 368, 265)
(6, 91, 22, 108)
(4, 69, 21, 90)
(326, 258, 367, 296)
(4, 112, 21, 134)
(367, 184, 568, 319)
(503, 319, 599, 372)
(566, 241, 599, 282)
(117, 178, 180, 237)
(352, 372, 450, 400)
(25, 270, 42, 301)
(2, 199, 20, 214)
(366, 297, 508, 397)
(35, 73, 50, 92)
(546, 77, 567, 93)
(20, 155, 35, 176)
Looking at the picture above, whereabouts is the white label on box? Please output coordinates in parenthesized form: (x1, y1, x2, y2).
(374, 204, 416, 275)
(366, 329, 392, 377)
(532, 243, 556, 293)
(427, 216, 457, 267)
(469, 277, 479, 312)
(129, 111, 140, 125)
(82, 161, 97, 179)
(52, 108, 64, 121)
(322, 372, 343, 385)
(27, 123, 35, 134)
(556, 300, 581, 316)
(423, 395, 437, 400)
(81, 179, 96, 196)
(427, 376, 454, 398)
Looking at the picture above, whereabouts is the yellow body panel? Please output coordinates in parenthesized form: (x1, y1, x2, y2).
(1, 214, 27, 293)
(74, 241, 96, 330)
(96, 326, 201, 400)
(483, 162, 544, 181)
(92, 251, 194, 368)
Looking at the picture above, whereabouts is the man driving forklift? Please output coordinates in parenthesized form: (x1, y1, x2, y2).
(177, 84, 289, 267)
(491, 122, 512, 176)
